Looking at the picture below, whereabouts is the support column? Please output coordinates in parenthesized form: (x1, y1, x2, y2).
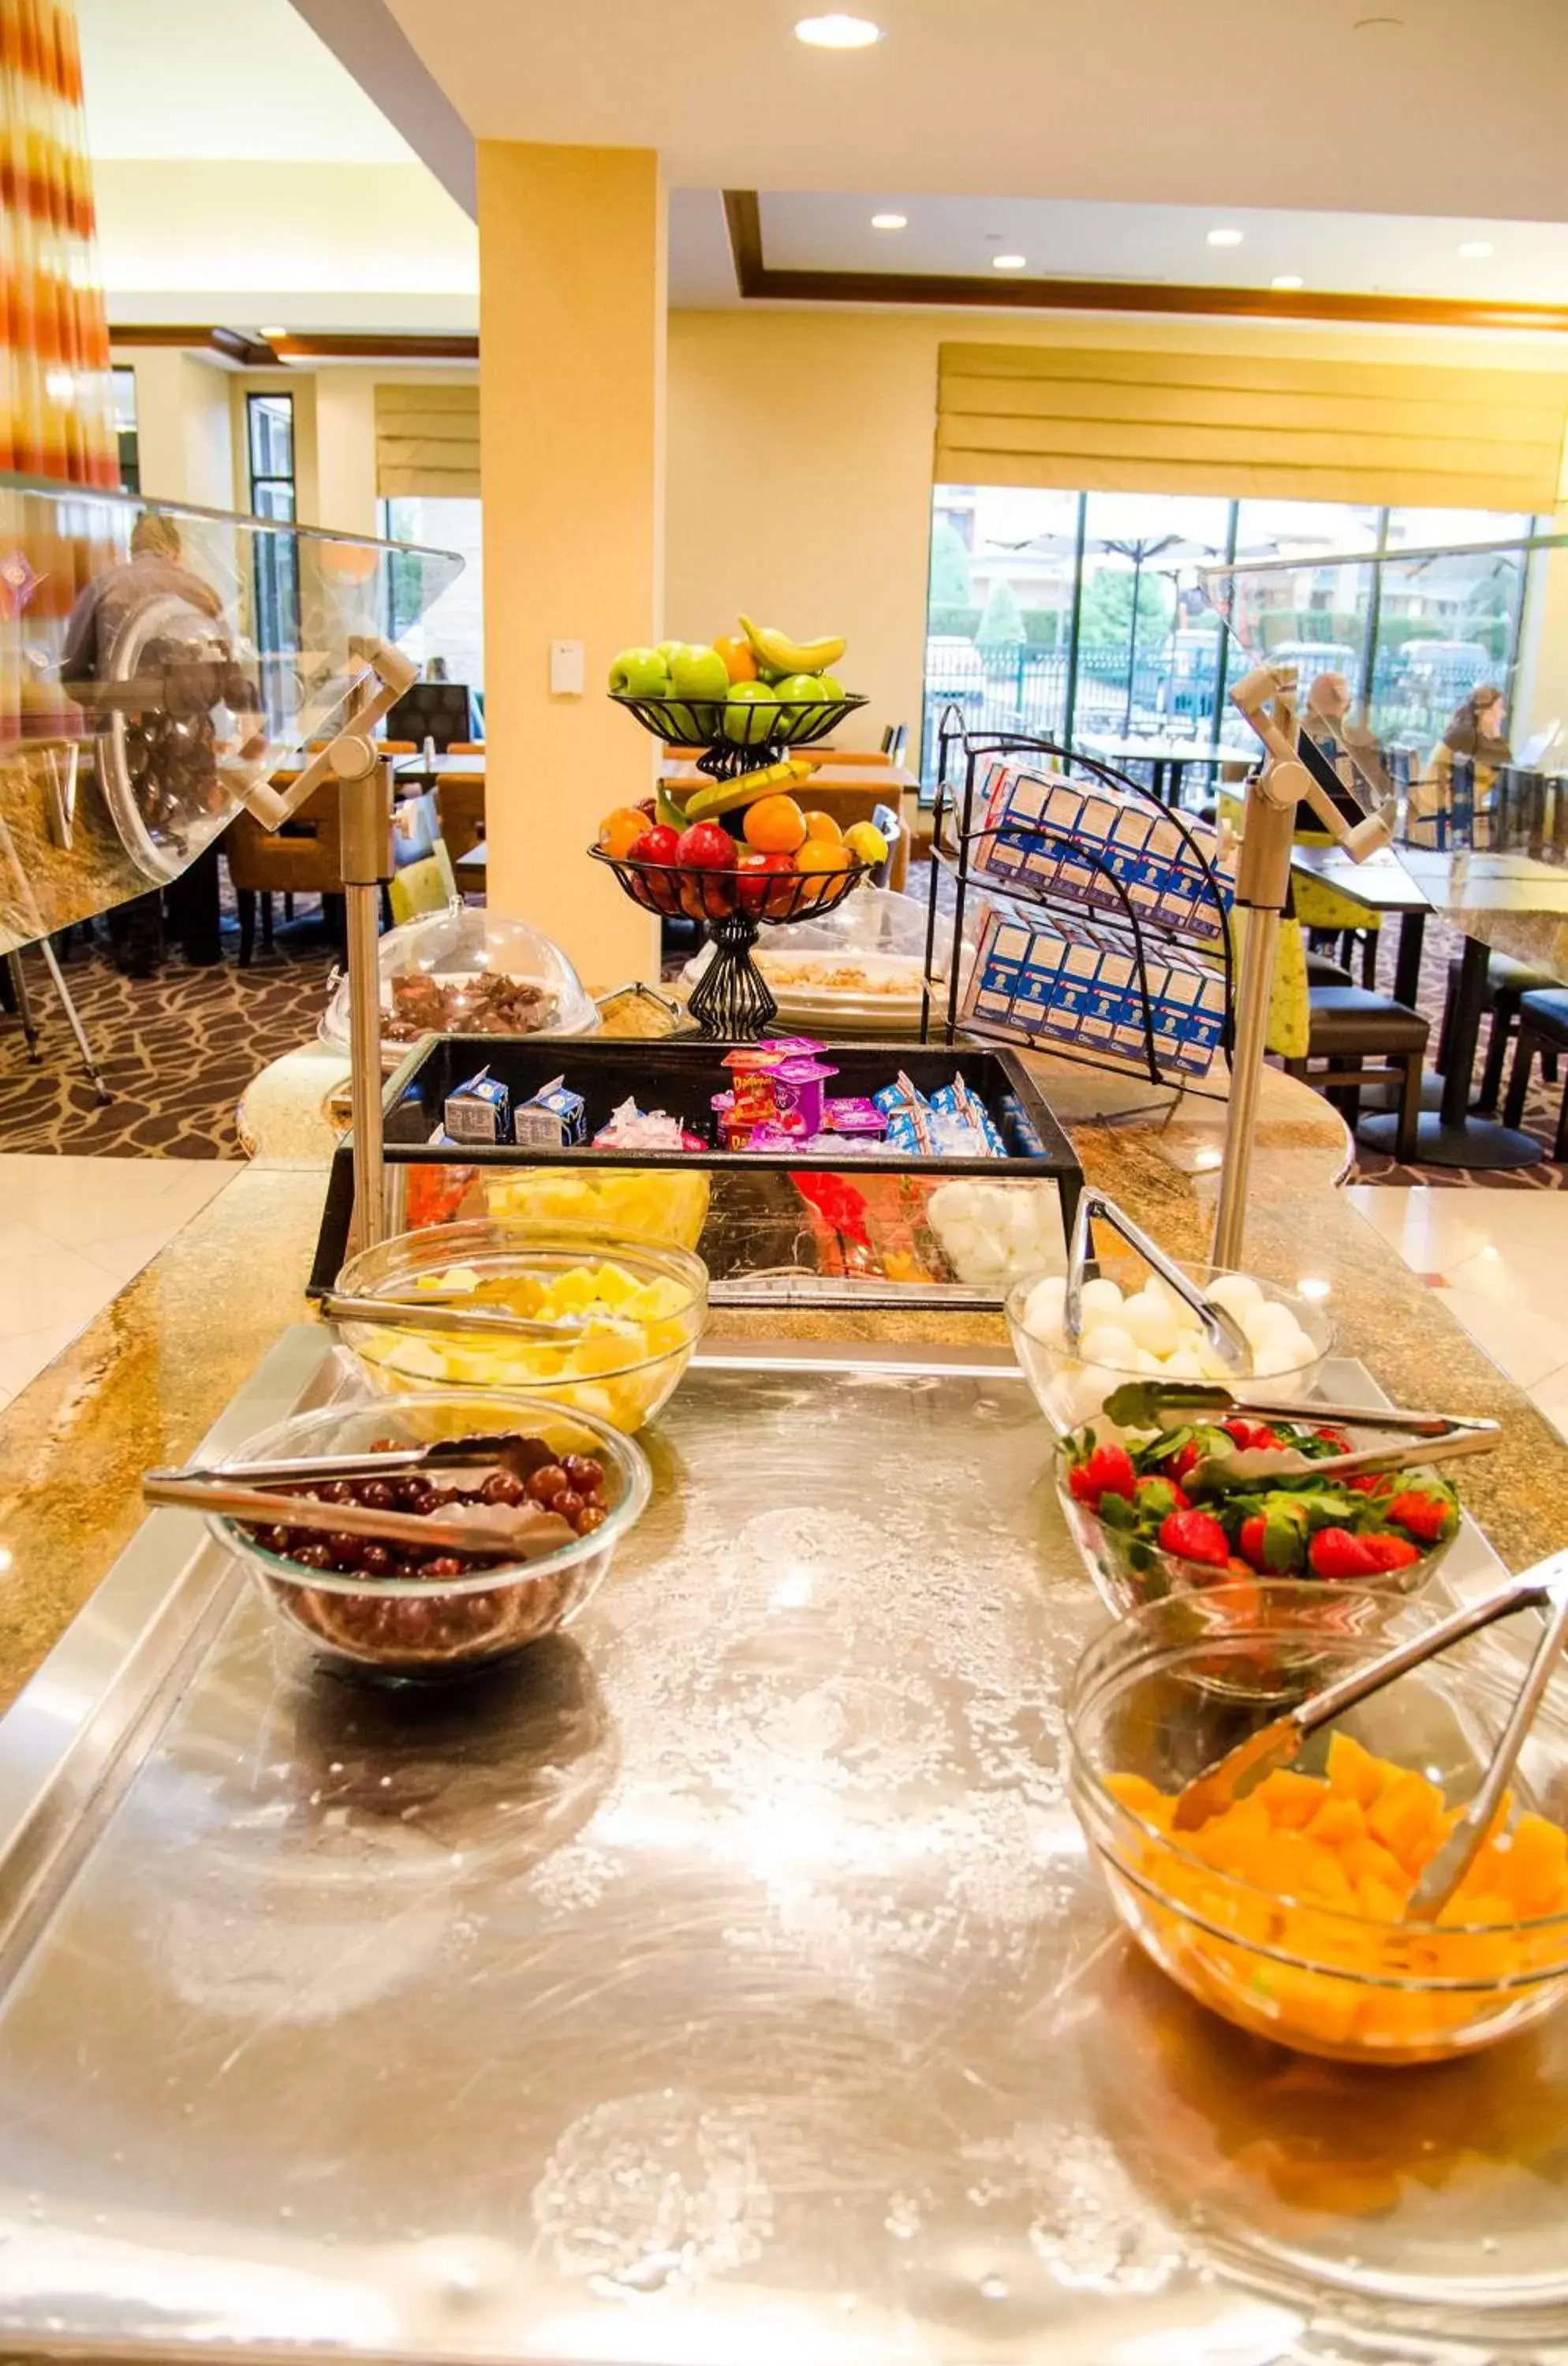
(477, 143, 664, 982)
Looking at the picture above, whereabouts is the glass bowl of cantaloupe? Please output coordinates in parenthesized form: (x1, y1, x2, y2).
(1070, 1582, 1568, 2066)
(332, 1223, 707, 1434)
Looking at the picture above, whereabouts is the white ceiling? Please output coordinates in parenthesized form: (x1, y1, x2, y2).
(77, 0, 416, 162)
(76, 0, 477, 333)
(384, 0, 1568, 224)
(757, 194, 1568, 304)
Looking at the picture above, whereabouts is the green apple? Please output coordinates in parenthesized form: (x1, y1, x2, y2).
(814, 671, 845, 702)
(722, 678, 778, 746)
(668, 643, 730, 702)
(756, 661, 791, 685)
(768, 671, 826, 743)
(608, 646, 670, 696)
(655, 639, 687, 666)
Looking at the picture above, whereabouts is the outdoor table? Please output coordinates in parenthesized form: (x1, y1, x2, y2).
(1076, 733, 1219, 808)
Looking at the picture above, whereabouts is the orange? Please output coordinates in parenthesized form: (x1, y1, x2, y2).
(712, 633, 758, 684)
(597, 805, 650, 860)
(803, 809, 843, 844)
(743, 793, 808, 854)
(794, 837, 852, 873)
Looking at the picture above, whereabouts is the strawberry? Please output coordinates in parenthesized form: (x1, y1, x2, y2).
(1158, 1508, 1230, 1569)
(1223, 1418, 1280, 1453)
(1160, 1440, 1203, 1483)
(1135, 1475, 1190, 1521)
(1067, 1442, 1138, 1508)
(1383, 1488, 1455, 1547)
(1313, 1426, 1353, 1452)
(1239, 1500, 1309, 1573)
(1238, 1514, 1267, 1570)
(1309, 1525, 1381, 1580)
(1363, 1532, 1423, 1573)
(1348, 1472, 1395, 1496)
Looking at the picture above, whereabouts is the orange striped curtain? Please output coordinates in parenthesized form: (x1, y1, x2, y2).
(1, 0, 115, 487)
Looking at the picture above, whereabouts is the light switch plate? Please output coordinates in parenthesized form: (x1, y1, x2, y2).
(549, 639, 585, 696)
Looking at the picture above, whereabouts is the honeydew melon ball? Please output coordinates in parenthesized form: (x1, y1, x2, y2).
(1204, 1271, 1265, 1323)
(1122, 1289, 1181, 1360)
(1078, 1276, 1126, 1328)
(1242, 1297, 1301, 1350)
(1080, 1323, 1137, 1370)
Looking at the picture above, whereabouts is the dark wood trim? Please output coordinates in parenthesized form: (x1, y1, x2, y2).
(718, 192, 1568, 333)
(272, 333, 479, 361)
(109, 326, 480, 364)
(722, 189, 765, 296)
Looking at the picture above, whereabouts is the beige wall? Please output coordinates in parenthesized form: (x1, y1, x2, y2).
(666, 306, 1568, 769)
(123, 349, 236, 509)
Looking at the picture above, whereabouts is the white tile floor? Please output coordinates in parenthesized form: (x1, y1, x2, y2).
(0, 1157, 234, 1409)
(1346, 1185, 1568, 1439)
(0, 1156, 1563, 1432)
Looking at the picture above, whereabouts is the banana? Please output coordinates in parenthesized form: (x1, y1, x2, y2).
(682, 756, 811, 823)
(737, 613, 848, 676)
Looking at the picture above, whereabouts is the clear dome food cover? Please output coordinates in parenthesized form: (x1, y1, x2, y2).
(321, 901, 599, 1056)
(0, 471, 461, 953)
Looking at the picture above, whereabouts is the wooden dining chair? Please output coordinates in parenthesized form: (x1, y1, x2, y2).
(435, 772, 486, 866)
(223, 782, 391, 963)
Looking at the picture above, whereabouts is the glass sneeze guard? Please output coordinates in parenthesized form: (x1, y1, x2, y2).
(0, 472, 462, 953)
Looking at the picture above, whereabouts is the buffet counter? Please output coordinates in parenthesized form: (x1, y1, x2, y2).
(1, 1045, 1562, 1714)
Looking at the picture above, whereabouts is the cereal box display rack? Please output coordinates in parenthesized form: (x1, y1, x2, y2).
(920, 711, 1236, 1090)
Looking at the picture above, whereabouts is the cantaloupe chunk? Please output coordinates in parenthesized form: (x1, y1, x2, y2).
(1253, 1961, 1360, 2047)
(1502, 1813, 1568, 1915)
(1357, 1874, 1407, 1922)
(1367, 1769, 1445, 1871)
(1342, 1833, 1409, 1894)
(1326, 1730, 1387, 1809)
(1105, 1771, 1172, 1830)
(1305, 1793, 1365, 1849)
(1254, 1769, 1327, 1828)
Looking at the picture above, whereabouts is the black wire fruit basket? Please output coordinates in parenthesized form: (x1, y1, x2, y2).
(610, 690, 868, 781)
(589, 845, 872, 1038)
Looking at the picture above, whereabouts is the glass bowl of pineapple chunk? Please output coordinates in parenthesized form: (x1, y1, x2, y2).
(332, 1222, 708, 1433)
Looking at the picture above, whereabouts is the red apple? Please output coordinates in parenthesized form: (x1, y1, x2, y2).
(675, 820, 736, 870)
(629, 825, 680, 864)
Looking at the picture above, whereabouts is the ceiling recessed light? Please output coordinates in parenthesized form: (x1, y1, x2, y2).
(795, 13, 882, 47)
(1458, 239, 1495, 259)
(992, 254, 1027, 271)
(871, 212, 907, 230)
(1207, 228, 1244, 248)
(1270, 275, 1304, 290)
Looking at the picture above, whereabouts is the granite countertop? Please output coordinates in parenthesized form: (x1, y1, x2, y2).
(1, 1050, 1562, 1713)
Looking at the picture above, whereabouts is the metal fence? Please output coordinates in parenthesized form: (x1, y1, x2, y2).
(921, 637, 1507, 786)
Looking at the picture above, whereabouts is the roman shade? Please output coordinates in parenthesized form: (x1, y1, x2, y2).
(936, 343, 1568, 513)
(375, 382, 480, 499)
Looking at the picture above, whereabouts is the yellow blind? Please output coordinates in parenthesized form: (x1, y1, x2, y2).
(375, 382, 480, 499)
(936, 343, 1568, 511)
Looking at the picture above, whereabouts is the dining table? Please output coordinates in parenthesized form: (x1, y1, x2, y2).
(1294, 840, 1568, 1170)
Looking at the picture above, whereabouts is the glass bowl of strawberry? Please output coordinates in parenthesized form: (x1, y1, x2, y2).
(1057, 1413, 1461, 1633)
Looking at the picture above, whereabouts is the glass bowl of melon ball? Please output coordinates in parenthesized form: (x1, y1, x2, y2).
(1070, 1584, 1568, 2065)
(1005, 1258, 1333, 1435)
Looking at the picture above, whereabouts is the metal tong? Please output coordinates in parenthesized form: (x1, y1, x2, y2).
(1172, 1550, 1568, 1920)
(1100, 1378, 1502, 1487)
(320, 1291, 592, 1342)
(1065, 1189, 1250, 1375)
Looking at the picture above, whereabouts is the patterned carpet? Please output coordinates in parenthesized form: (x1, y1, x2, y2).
(1, 890, 1563, 1184)
(0, 915, 337, 1159)
(1343, 909, 1567, 1191)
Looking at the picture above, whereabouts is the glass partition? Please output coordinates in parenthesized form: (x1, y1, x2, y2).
(1200, 530, 1568, 847)
(0, 473, 461, 953)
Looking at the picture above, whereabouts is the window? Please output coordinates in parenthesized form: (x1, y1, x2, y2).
(247, 391, 300, 723)
(923, 487, 1538, 786)
(380, 494, 484, 702)
(111, 366, 139, 492)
